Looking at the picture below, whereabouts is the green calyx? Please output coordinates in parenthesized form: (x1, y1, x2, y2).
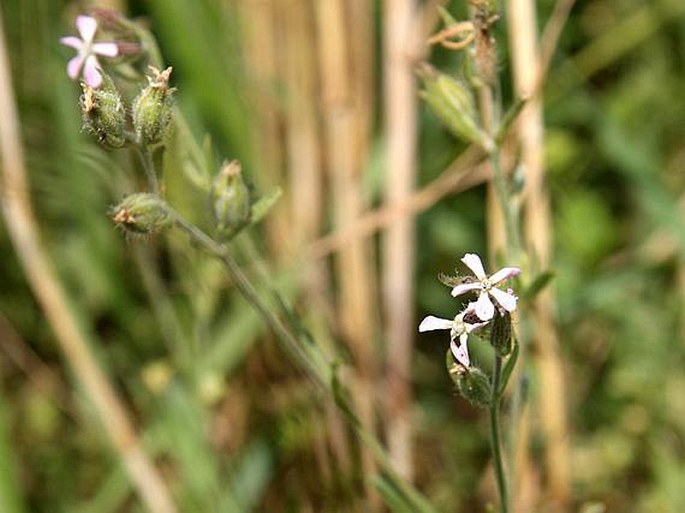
(132, 66, 175, 147)
(80, 74, 126, 148)
(211, 160, 251, 240)
(110, 193, 172, 235)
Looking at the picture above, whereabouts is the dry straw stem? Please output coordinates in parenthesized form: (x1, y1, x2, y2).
(383, 0, 420, 481)
(507, 0, 571, 509)
(0, 8, 177, 513)
(306, 145, 488, 260)
(316, 0, 380, 504)
(238, 0, 287, 253)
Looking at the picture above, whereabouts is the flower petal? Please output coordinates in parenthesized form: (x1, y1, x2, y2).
(418, 315, 453, 332)
(450, 282, 481, 297)
(461, 253, 487, 280)
(82, 55, 103, 88)
(76, 15, 98, 44)
(92, 42, 119, 57)
(474, 292, 495, 321)
(490, 287, 518, 312)
(60, 36, 83, 50)
(490, 266, 521, 285)
(66, 55, 84, 80)
(450, 338, 470, 367)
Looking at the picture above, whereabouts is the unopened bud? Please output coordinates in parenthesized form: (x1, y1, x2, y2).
(446, 350, 491, 408)
(418, 64, 491, 150)
(110, 193, 171, 235)
(211, 160, 251, 239)
(132, 66, 175, 146)
(490, 311, 513, 357)
(80, 75, 126, 148)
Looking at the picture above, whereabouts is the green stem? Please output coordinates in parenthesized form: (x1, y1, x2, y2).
(164, 206, 439, 513)
(489, 149, 522, 256)
(138, 146, 159, 194)
(165, 207, 330, 389)
(490, 354, 509, 513)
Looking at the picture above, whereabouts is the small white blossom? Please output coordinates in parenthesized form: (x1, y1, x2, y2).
(450, 253, 520, 321)
(419, 304, 488, 367)
(61, 15, 118, 88)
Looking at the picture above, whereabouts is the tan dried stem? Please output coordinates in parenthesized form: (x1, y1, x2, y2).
(316, 0, 380, 505)
(0, 7, 177, 513)
(507, 0, 571, 510)
(306, 145, 488, 261)
(383, 0, 420, 481)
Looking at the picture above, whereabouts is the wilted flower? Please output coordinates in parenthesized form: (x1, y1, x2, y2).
(61, 15, 119, 88)
(451, 253, 520, 321)
(419, 304, 488, 367)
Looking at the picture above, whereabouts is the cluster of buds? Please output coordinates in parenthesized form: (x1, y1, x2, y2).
(419, 253, 520, 406)
(419, 3, 502, 149)
(61, 16, 175, 149)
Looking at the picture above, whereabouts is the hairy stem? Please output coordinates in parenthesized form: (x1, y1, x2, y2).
(138, 146, 159, 194)
(490, 354, 509, 513)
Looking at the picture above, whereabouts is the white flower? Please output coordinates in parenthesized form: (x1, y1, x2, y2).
(61, 15, 118, 88)
(450, 253, 520, 321)
(418, 304, 488, 367)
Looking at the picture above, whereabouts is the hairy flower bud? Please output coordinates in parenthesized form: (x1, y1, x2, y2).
(110, 193, 171, 235)
(418, 64, 492, 150)
(447, 350, 491, 408)
(211, 160, 251, 239)
(80, 74, 125, 148)
(132, 66, 175, 146)
(490, 311, 513, 357)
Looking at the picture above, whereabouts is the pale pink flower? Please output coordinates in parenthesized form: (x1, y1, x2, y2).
(61, 15, 118, 88)
(419, 304, 488, 367)
(451, 253, 520, 321)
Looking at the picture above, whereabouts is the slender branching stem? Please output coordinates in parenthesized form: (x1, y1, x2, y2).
(164, 206, 329, 389)
(162, 205, 439, 513)
(490, 354, 509, 513)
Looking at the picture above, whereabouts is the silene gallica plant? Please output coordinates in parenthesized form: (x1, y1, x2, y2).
(61, 3, 535, 513)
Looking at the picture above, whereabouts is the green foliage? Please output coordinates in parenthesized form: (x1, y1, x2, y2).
(2, 0, 685, 512)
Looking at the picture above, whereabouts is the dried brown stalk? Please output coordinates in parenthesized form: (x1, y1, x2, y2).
(507, 0, 571, 510)
(316, 0, 380, 505)
(382, 0, 419, 481)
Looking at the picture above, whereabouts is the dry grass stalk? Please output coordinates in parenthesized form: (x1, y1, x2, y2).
(382, 0, 419, 481)
(306, 145, 488, 260)
(0, 8, 177, 513)
(507, 0, 571, 509)
(316, 0, 381, 505)
(237, 0, 288, 253)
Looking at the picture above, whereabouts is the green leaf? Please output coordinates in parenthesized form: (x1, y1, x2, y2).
(522, 270, 555, 301)
(249, 187, 283, 225)
(499, 337, 519, 397)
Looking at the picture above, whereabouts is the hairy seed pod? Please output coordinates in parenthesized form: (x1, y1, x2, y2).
(110, 193, 172, 235)
(132, 66, 175, 146)
(80, 74, 126, 148)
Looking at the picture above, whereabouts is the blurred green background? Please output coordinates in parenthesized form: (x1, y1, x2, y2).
(1, 0, 685, 512)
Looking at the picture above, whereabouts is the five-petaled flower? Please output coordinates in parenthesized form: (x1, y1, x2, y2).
(61, 15, 118, 88)
(450, 253, 520, 321)
(419, 304, 489, 367)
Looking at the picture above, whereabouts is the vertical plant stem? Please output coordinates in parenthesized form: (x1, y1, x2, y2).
(508, 0, 571, 509)
(317, 0, 380, 504)
(490, 355, 509, 513)
(139, 146, 160, 194)
(383, 0, 418, 481)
